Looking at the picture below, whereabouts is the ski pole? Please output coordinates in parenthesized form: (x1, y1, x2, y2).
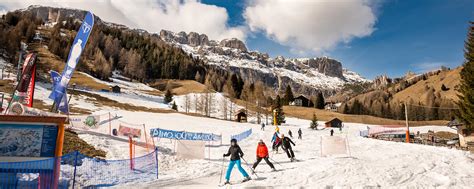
(219, 157, 225, 184)
(268, 157, 285, 168)
(241, 157, 259, 178)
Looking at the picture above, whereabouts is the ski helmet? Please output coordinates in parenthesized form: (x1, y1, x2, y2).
(230, 138, 237, 143)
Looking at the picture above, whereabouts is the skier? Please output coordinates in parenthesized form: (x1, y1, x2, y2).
(223, 139, 251, 185)
(298, 128, 302, 139)
(252, 140, 276, 172)
(261, 123, 265, 131)
(271, 132, 281, 153)
(288, 129, 293, 138)
(280, 134, 296, 161)
(330, 129, 334, 136)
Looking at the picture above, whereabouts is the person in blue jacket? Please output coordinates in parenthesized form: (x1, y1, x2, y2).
(223, 138, 250, 184)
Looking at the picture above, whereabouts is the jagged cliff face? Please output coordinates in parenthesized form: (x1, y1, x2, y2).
(159, 30, 369, 96)
(372, 75, 392, 89)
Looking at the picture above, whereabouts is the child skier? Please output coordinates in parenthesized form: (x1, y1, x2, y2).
(288, 129, 293, 138)
(261, 123, 265, 131)
(330, 129, 334, 136)
(298, 128, 302, 139)
(280, 134, 296, 161)
(223, 139, 251, 184)
(271, 132, 281, 152)
(252, 140, 276, 172)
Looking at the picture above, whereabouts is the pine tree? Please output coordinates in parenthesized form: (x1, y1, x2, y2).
(172, 101, 178, 111)
(457, 21, 474, 131)
(342, 103, 350, 114)
(273, 95, 282, 109)
(283, 85, 294, 105)
(310, 113, 318, 130)
(315, 92, 325, 109)
(164, 89, 173, 104)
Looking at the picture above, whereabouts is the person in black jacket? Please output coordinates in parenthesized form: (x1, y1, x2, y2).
(223, 139, 250, 184)
(280, 134, 296, 161)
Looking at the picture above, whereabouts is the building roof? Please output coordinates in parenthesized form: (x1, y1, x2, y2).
(447, 119, 463, 127)
(294, 95, 308, 100)
(325, 118, 342, 124)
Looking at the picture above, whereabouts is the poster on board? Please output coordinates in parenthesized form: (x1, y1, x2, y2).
(0, 123, 58, 157)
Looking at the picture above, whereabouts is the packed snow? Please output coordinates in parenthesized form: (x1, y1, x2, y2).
(74, 111, 473, 188)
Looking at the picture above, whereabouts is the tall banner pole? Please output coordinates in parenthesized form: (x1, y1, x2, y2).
(143, 124, 149, 152)
(109, 112, 112, 135)
(404, 102, 410, 143)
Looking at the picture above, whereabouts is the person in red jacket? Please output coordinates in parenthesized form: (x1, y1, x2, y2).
(252, 140, 276, 172)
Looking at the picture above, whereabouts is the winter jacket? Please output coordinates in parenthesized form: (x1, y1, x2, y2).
(271, 132, 280, 143)
(281, 137, 295, 149)
(256, 143, 269, 158)
(224, 145, 244, 161)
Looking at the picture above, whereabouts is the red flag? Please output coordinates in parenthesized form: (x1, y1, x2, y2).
(24, 65, 36, 107)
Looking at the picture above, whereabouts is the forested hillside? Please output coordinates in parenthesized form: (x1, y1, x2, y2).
(0, 7, 255, 100)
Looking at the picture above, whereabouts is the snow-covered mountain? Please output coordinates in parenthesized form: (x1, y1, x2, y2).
(20, 5, 369, 97)
(159, 30, 370, 96)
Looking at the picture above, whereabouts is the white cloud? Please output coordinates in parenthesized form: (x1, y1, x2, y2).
(244, 0, 377, 54)
(0, 0, 246, 41)
(413, 62, 447, 73)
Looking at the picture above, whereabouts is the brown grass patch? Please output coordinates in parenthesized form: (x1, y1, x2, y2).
(283, 105, 448, 126)
(149, 79, 208, 95)
(63, 129, 107, 158)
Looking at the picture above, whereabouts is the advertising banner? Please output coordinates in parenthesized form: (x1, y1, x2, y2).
(24, 65, 36, 107)
(231, 129, 252, 142)
(150, 128, 221, 141)
(7, 53, 36, 110)
(69, 115, 101, 130)
(50, 71, 69, 113)
(49, 12, 94, 106)
(119, 125, 141, 138)
(320, 136, 349, 157)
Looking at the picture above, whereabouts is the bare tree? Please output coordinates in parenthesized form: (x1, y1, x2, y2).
(200, 93, 207, 116)
(222, 97, 228, 120)
(207, 92, 214, 117)
(184, 94, 191, 113)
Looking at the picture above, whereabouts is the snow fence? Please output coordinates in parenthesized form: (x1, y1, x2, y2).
(231, 129, 252, 142)
(0, 148, 159, 189)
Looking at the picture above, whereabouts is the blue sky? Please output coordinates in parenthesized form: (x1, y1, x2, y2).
(204, 0, 474, 79)
(1, 0, 473, 79)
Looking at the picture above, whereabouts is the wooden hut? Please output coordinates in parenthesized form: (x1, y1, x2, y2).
(325, 118, 343, 128)
(235, 109, 247, 123)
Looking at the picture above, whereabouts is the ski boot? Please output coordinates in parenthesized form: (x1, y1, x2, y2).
(242, 177, 251, 182)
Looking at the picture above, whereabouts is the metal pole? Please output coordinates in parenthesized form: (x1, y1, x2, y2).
(67, 84, 76, 104)
(154, 147, 159, 179)
(404, 102, 410, 143)
(109, 112, 112, 135)
(17, 51, 22, 82)
(219, 157, 225, 184)
(72, 151, 79, 189)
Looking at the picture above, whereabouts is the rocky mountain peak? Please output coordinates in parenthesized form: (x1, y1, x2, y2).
(219, 38, 247, 52)
(372, 75, 392, 89)
(159, 30, 247, 51)
(304, 57, 343, 78)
